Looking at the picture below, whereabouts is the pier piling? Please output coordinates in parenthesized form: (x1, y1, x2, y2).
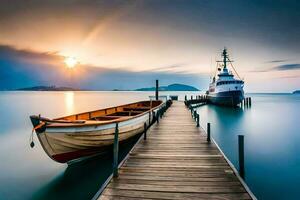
(143, 123, 147, 140)
(196, 114, 200, 127)
(155, 80, 159, 100)
(238, 135, 245, 179)
(113, 123, 119, 177)
(193, 110, 197, 120)
(207, 122, 211, 142)
(152, 111, 155, 124)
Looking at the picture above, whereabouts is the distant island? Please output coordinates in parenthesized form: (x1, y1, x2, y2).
(16, 84, 199, 91)
(17, 86, 82, 91)
(293, 90, 300, 94)
(135, 84, 199, 91)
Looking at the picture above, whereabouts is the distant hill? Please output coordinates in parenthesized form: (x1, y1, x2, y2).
(135, 84, 199, 91)
(17, 85, 82, 91)
(293, 90, 300, 94)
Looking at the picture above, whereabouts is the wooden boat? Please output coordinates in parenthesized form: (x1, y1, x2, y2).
(30, 100, 164, 164)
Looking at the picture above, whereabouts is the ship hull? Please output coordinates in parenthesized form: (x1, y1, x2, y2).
(207, 91, 244, 107)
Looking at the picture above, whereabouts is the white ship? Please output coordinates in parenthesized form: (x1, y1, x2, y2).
(207, 48, 244, 106)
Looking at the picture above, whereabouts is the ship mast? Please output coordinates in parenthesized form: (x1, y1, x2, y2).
(222, 48, 228, 69)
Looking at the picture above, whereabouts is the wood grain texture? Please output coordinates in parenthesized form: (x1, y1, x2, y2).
(97, 101, 253, 200)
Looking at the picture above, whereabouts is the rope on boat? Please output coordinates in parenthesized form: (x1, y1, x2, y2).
(228, 58, 242, 80)
(30, 122, 46, 148)
(30, 130, 35, 148)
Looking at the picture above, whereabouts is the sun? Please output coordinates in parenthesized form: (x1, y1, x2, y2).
(64, 56, 78, 68)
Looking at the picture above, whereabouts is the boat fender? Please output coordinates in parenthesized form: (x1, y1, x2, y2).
(30, 141, 35, 148)
(30, 129, 35, 148)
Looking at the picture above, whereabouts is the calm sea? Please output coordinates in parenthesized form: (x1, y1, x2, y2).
(0, 91, 299, 200)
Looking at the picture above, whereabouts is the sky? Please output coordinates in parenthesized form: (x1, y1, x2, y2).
(0, 0, 299, 92)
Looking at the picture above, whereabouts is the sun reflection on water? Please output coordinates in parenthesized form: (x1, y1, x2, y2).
(64, 91, 74, 115)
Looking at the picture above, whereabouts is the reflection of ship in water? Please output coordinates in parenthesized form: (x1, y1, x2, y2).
(207, 48, 244, 106)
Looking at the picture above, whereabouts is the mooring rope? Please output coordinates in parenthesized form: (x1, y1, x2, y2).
(30, 122, 46, 148)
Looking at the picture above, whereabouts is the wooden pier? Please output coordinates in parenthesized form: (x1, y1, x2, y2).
(96, 101, 256, 200)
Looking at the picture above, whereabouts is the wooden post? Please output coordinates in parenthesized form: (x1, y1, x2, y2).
(249, 97, 252, 106)
(144, 123, 147, 140)
(207, 123, 211, 142)
(113, 123, 119, 177)
(196, 114, 200, 127)
(238, 135, 245, 179)
(152, 111, 155, 124)
(185, 95, 187, 101)
(193, 110, 197, 120)
(244, 98, 246, 106)
(157, 110, 160, 124)
(191, 95, 193, 100)
(148, 112, 151, 126)
(155, 80, 159, 101)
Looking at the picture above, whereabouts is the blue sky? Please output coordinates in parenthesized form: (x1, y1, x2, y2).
(0, 0, 299, 92)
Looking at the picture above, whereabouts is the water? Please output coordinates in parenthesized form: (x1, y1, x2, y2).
(0, 91, 196, 200)
(0, 92, 299, 200)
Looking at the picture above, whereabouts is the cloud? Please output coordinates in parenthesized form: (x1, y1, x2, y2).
(153, 63, 185, 71)
(250, 63, 300, 72)
(266, 59, 289, 63)
(0, 45, 209, 90)
(273, 64, 300, 71)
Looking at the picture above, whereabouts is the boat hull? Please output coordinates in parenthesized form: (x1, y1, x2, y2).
(37, 111, 156, 164)
(207, 90, 244, 106)
(30, 99, 166, 164)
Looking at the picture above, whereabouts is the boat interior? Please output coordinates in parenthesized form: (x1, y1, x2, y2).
(56, 100, 162, 122)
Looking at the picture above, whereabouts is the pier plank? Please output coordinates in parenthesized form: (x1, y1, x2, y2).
(96, 101, 255, 200)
